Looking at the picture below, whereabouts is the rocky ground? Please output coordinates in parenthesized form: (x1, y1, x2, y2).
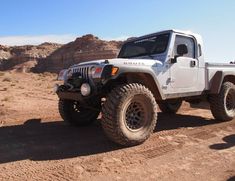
(0, 72, 234, 181)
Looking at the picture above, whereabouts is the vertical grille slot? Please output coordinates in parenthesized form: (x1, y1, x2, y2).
(86, 67, 89, 80)
(71, 66, 90, 81)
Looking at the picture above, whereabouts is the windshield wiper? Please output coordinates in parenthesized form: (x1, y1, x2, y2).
(145, 53, 155, 59)
(130, 53, 155, 59)
(120, 52, 155, 59)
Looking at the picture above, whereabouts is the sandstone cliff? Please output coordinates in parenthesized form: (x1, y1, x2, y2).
(0, 43, 61, 72)
(0, 34, 123, 73)
(34, 34, 122, 73)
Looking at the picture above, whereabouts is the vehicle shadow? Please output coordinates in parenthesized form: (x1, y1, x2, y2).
(0, 119, 122, 164)
(209, 134, 235, 150)
(155, 112, 218, 132)
(0, 113, 221, 164)
(227, 176, 235, 181)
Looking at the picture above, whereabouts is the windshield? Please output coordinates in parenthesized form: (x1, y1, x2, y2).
(118, 33, 170, 58)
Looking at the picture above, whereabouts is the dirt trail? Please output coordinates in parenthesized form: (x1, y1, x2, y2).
(0, 72, 234, 181)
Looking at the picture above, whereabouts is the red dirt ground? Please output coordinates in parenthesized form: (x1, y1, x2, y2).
(0, 72, 234, 181)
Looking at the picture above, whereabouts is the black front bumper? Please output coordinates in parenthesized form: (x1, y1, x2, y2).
(56, 91, 84, 101)
(55, 82, 100, 101)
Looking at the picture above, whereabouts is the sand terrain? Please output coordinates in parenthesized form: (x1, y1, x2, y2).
(0, 72, 234, 181)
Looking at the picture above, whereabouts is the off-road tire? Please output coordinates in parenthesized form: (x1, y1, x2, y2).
(209, 82, 235, 121)
(59, 99, 100, 126)
(158, 99, 182, 114)
(101, 83, 158, 146)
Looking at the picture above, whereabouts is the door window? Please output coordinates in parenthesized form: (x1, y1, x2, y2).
(174, 35, 195, 58)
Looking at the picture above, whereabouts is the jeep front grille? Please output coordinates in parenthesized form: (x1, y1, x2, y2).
(72, 66, 90, 80)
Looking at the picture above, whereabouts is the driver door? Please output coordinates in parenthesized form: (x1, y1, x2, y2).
(170, 35, 198, 90)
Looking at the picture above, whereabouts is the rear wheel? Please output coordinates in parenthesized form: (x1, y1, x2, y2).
(209, 82, 235, 121)
(158, 99, 182, 114)
(59, 99, 101, 126)
(101, 83, 158, 146)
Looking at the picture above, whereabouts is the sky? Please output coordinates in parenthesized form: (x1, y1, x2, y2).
(0, 0, 235, 62)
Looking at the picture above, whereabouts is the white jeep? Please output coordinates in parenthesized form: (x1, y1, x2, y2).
(56, 29, 235, 146)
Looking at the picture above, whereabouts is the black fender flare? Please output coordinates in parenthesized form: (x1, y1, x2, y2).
(109, 66, 165, 100)
(210, 71, 235, 94)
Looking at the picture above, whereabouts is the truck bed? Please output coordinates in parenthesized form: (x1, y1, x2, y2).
(206, 62, 235, 67)
(205, 62, 235, 90)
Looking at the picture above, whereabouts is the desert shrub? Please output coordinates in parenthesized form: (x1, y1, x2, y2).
(2, 96, 13, 102)
(43, 72, 52, 77)
(18, 86, 24, 89)
(0, 72, 5, 76)
(2, 77, 12, 82)
(0, 110, 5, 116)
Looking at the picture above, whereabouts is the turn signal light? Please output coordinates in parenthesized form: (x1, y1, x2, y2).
(111, 67, 119, 76)
(95, 67, 103, 74)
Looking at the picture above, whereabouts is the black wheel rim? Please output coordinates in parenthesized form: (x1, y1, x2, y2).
(125, 100, 147, 131)
(73, 101, 82, 112)
(73, 101, 94, 112)
(226, 89, 235, 112)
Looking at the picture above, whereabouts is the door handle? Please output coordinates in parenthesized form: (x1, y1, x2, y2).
(190, 60, 196, 67)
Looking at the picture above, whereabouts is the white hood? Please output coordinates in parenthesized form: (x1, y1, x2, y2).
(74, 58, 163, 67)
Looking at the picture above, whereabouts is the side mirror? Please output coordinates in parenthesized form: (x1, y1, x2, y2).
(170, 44, 188, 64)
(177, 44, 188, 56)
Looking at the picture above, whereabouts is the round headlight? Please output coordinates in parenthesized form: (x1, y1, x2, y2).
(80, 83, 91, 96)
(67, 69, 73, 78)
(58, 69, 68, 81)
(53, 84, 59, 93)
(90, 66, 96, 76)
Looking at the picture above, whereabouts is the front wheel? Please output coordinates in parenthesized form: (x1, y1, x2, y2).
(209, 82, 235, 121)
(59, 99, 101, 126)
(101, 83, 158, 146)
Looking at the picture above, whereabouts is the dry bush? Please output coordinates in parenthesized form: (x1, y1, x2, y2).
(43, 72, 53, 77)
(0, 88, 8, 91)
(0, 105, 5, 115)
(2, 77, 12, 82)
(2, 96, 13, 102)
(0, 110, 5, 116)
(39, 72, 57, 80)
(18, 86, 24, 89)
(0, 72, 5, 77)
